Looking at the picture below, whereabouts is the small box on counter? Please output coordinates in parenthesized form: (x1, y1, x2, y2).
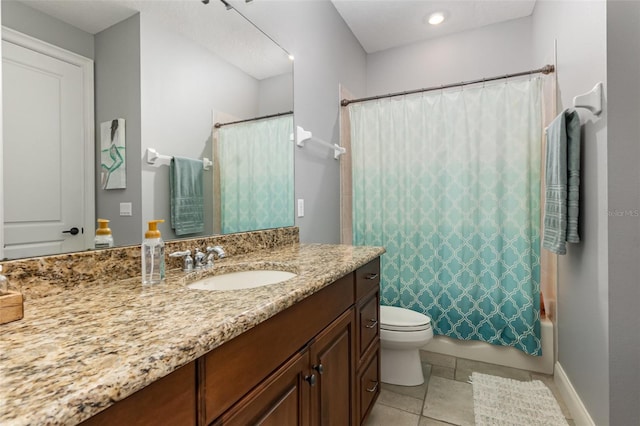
(0, 291, 23, 325)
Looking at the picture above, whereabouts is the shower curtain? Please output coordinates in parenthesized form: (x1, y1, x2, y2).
(218, 115, 293, 233)
(349, 78, 543, 355)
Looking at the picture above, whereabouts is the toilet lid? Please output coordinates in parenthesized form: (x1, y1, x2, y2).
(380, 305, 431, 332)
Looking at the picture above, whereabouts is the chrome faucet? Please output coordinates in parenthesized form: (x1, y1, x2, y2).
(205, 246, 226, 269)
(169, 250, 193, 272)
(193, 248, 206, 270)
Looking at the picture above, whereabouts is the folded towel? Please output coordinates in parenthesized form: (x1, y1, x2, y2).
(542, 109, 581, 255)
(170, 156, 204, 236)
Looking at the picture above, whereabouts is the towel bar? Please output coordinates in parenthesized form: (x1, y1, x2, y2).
(573, 82, 603, 116)
(291, 126, 346, 160)
(145, 148, 212, 170)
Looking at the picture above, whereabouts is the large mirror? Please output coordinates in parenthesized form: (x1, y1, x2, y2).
(1, 0, 294, 260)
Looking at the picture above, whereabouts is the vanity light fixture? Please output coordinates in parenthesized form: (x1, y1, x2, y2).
(427, 11, 446, 25)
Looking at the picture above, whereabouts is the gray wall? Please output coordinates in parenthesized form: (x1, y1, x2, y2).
(1, 0, 94, 59)
(139, 13, 259, 240)
(607, 2, 640, 424)
(238, 1, 367, 243)
(94, 14, 142, 246)
(366, 17, 533, 96)
(531, 2, 609, 424)
(258, 72, 294, 116)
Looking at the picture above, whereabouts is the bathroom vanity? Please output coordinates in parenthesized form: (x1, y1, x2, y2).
(0, 239, 383, 426)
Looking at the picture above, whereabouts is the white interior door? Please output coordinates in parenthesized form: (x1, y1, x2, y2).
(2, 33, 93, 259)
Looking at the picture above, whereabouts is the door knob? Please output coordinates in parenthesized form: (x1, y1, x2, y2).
(313, 364, 324, 375)
(62, 227, 80, 235)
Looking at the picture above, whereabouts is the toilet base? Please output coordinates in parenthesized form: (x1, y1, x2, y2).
(380, 347, 424, 386)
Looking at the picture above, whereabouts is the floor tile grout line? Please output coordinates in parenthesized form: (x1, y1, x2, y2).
(400, 354, 571, 423)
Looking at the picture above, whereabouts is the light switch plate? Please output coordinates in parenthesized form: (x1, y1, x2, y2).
(297, 199, 304, 217)
(120, 202, 132, 217)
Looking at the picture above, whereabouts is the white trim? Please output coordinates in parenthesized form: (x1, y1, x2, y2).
(1, 26, 95, 251)
(423, 317, 554, 375)
(554, 362, 596, 426)
(0, 18, 3, 260)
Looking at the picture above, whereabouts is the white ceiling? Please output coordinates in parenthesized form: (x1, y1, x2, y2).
(18, 1, 537, 77)
(17, 0, 292, 81)
(331, 0, 537, 53)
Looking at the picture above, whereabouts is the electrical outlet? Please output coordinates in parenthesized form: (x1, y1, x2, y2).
(297, 199, 304, 217)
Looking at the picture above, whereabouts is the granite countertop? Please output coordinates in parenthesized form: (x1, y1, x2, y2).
(0, 243, 384, 426)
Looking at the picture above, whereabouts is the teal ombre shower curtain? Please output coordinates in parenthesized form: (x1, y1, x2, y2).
(218, 115, 294, 233)
(350, 78, 543, 355)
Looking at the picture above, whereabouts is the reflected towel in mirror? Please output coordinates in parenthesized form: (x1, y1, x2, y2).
(170, 157, 205, 236)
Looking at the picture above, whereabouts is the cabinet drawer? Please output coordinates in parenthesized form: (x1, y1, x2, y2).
(358, 347, 380, 424)
(358, 292, 379, 360)
(355, 258, 380, 300)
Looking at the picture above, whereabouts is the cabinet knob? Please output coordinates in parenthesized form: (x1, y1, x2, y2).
(313, 364, 324, 375)
(304, 373, 317, 386)
(366, 381, 379, 393)
(365, 273, 379, 280)
(364, 319, 378, 329)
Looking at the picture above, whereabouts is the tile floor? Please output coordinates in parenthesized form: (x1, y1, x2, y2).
(365, 350, 574, 426)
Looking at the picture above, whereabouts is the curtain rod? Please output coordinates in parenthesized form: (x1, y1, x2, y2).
(214, 111, 293, 128)
(340, 64, 555, 107)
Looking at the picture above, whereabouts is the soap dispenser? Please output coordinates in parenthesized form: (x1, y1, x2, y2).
(142, 219, 165, 285)
(94, 218, 114, 249)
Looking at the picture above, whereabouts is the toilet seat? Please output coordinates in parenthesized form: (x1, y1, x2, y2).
(380, 305, 431, 332)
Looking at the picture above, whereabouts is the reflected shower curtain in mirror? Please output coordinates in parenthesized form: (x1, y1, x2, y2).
(350, 78, 543, 355)
(218, 115, 294, 233)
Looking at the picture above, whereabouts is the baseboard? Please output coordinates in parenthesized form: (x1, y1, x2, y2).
(554, 362, 595, 426)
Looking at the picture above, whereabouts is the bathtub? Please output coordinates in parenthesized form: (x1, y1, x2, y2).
(421, 317, 554, 375)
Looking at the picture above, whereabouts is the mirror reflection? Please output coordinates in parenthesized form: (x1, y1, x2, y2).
(1, 0, 294, 260)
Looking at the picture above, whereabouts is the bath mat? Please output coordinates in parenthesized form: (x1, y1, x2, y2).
(471, 372, 568, 426)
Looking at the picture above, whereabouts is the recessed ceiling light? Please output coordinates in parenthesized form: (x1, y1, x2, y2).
(427, 12, 446, 26)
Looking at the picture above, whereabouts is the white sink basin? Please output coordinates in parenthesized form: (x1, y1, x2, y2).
(187, 270, 297, 291)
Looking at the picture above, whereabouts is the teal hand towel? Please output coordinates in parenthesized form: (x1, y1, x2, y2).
(170, 156, 204, 236)
(542, 109, 581, 255)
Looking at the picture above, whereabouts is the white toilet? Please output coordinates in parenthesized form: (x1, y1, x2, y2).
(380, 305, 433, 386)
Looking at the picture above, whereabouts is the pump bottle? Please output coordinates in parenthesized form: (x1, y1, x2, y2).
(142, 220, 165, 284)
(94, 219, 114, 249)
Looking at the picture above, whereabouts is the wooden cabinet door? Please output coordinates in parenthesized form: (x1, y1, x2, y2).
(202, 274, 354, 424)
(80, 361, 196, 426)
(213, 349, 311, 426)
(309, 308, 355, 426)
